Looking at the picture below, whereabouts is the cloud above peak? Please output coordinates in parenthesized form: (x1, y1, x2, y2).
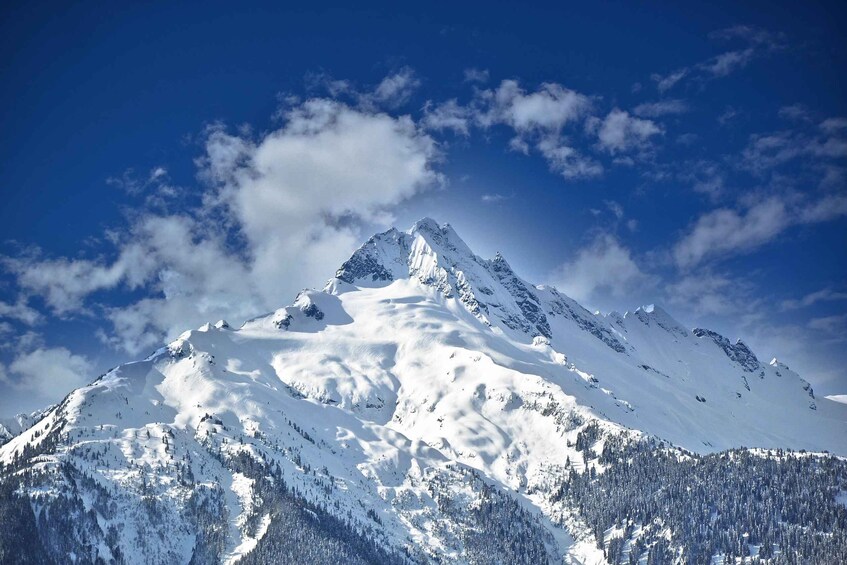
(7, 95, 442, 354)
(550, 233, 650, 306)
(209, 99, 440, 228)
(1, 346, 93, 399)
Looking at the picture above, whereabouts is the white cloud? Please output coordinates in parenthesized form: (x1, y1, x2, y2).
(419, 78, 669, 181)
(106, 166, 174, 198)
(550, 234, 649, 304)
(303, 71, 353, 97)
(461, 79, 601, 179)
(633, 99, 688, 118)
(797, 192, 847, 222)
(478, 80, 592, 133)
(212, 99, 439, 229)
(673, 193, 847, 268)
(702, 26, 782, 77)
(673, 198, 789, 268)
(778, 104, 812, 122)
(537, 137, 603, 179)
(701, 48, 755, 77)
(741, 132, 802, 171)
(5, 244, 156, 315)
(370, 67, 420, 107)
(304, 68, 421, 110)
(505, 136, 528, 154)
(742, 125, 847, 175)
(7, 97, 441, 354)
(678, 160, 726, 199)
(1, 346, 93, 399)
(588, 109, 662, 154)
(651, 69, 688, 93)
(820, 117, 847, 133)
(422, 99, 472, 136)
(664, 272, 749, 316)
(0, 299, 43, 325)
(481, 193, 510, 203)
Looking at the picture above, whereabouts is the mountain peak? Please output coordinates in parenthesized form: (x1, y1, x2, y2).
(334, 220, 801, 373)
(409, 216, 441, 234)
(407, 217, 476, 260)
(632, 304, 688, 336)
(490, 251, 512, 268)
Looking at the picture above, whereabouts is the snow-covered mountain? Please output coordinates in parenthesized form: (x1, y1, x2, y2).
(0, 407, 51, 444)
(1, 218, 846, 564)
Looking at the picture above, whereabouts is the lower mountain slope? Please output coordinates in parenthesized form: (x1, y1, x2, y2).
(1, 219, 845, 564)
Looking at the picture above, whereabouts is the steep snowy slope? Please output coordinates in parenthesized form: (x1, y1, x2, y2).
(1, 218, 845, 564)
(328, 218, 846, 455)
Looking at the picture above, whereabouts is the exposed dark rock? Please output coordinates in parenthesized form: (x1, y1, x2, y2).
(488, 254, 552, 339)
(693, 328, 760, 372)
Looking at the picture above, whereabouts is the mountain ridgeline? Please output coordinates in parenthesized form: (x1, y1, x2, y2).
(1, 218, 846, 564)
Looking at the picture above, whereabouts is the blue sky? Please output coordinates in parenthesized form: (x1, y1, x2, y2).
(1, 1, 846, 416)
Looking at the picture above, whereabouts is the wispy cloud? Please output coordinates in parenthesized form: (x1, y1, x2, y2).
(778, 104, 812, 122)
(0, 346, 93, 398)
(481, 193, 511, 203)
(781, 288, 847, 311)
(717, 107, 739, 126)
(0, 299, 43, 326)
(587, 109, 662, 154)
(463, 68, 489, 83)
(673, 193, 847, 268)
(649, 25, 784, 93)
(651, 68, 688, 94)
(633, 99, 689, 118)
(422, 99, 472, 136)
(549, 233, 652, 305)
(808, 313, 847, 338)
(536, 137, 604, 179)
(370, 67, 421, 107)
(741, 123, 847, 174)
(701, 48, 756, 77)
(303, 68, 422, 109)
